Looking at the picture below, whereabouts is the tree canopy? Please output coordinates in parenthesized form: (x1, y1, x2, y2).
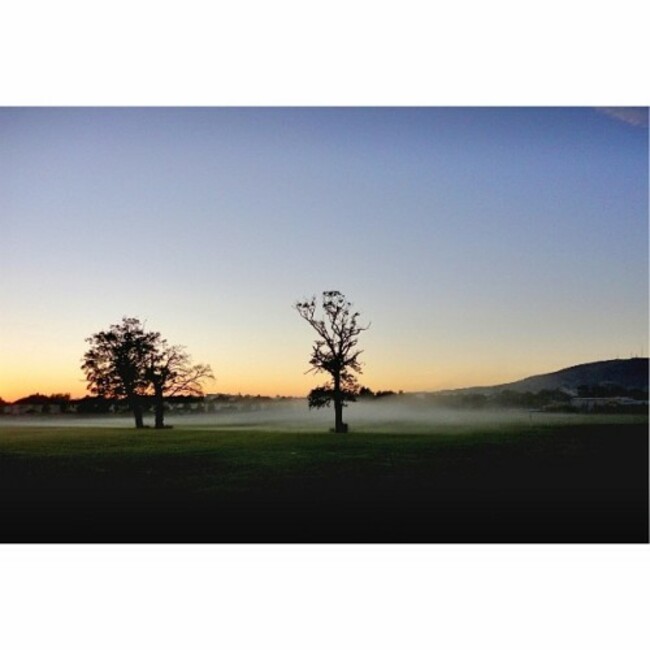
(82, 317, 213, 429)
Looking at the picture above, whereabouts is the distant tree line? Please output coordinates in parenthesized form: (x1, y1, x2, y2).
(356, 387, 401, 400)
(575, 384, 648, 400)
(0, 393, 75, 413)
(422, 385, 648, 412)
(3, 383, 647, 420)
(1, 389, 398, 416)
(0, 393, 300, 416)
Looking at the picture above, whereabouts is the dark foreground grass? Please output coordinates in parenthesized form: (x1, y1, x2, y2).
(0, 417, 647, 542)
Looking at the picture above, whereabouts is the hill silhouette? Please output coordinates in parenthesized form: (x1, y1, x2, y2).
(439, 358, 649, 396)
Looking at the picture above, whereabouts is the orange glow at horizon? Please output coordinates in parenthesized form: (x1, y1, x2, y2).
(0, 358, 608, 403)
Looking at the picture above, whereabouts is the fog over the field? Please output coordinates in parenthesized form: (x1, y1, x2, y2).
(0, 398, 583, 432)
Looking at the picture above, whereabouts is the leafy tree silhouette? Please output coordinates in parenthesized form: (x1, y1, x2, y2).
(82, 317, 159, 428)
(82, 317, 212, 429)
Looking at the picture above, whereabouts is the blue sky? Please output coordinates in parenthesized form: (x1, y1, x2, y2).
(0, 107, 647, 398)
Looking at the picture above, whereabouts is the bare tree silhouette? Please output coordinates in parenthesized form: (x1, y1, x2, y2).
(146, 341, 213, 429)
(295, 291, 369, 433)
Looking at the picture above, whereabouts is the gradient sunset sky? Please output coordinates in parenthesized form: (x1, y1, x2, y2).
(1, 107, 647, 400)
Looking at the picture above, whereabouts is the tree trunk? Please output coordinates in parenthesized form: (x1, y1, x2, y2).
(333, 374, 346, 433)
(154, 385, 165, 429)
(130, 396, 145, 429)
(334, 398, 346, 433)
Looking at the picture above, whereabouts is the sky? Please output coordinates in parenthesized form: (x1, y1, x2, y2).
(0, 107, 648, 400)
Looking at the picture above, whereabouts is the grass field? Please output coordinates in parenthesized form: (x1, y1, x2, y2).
(1, 413, 647, 542)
